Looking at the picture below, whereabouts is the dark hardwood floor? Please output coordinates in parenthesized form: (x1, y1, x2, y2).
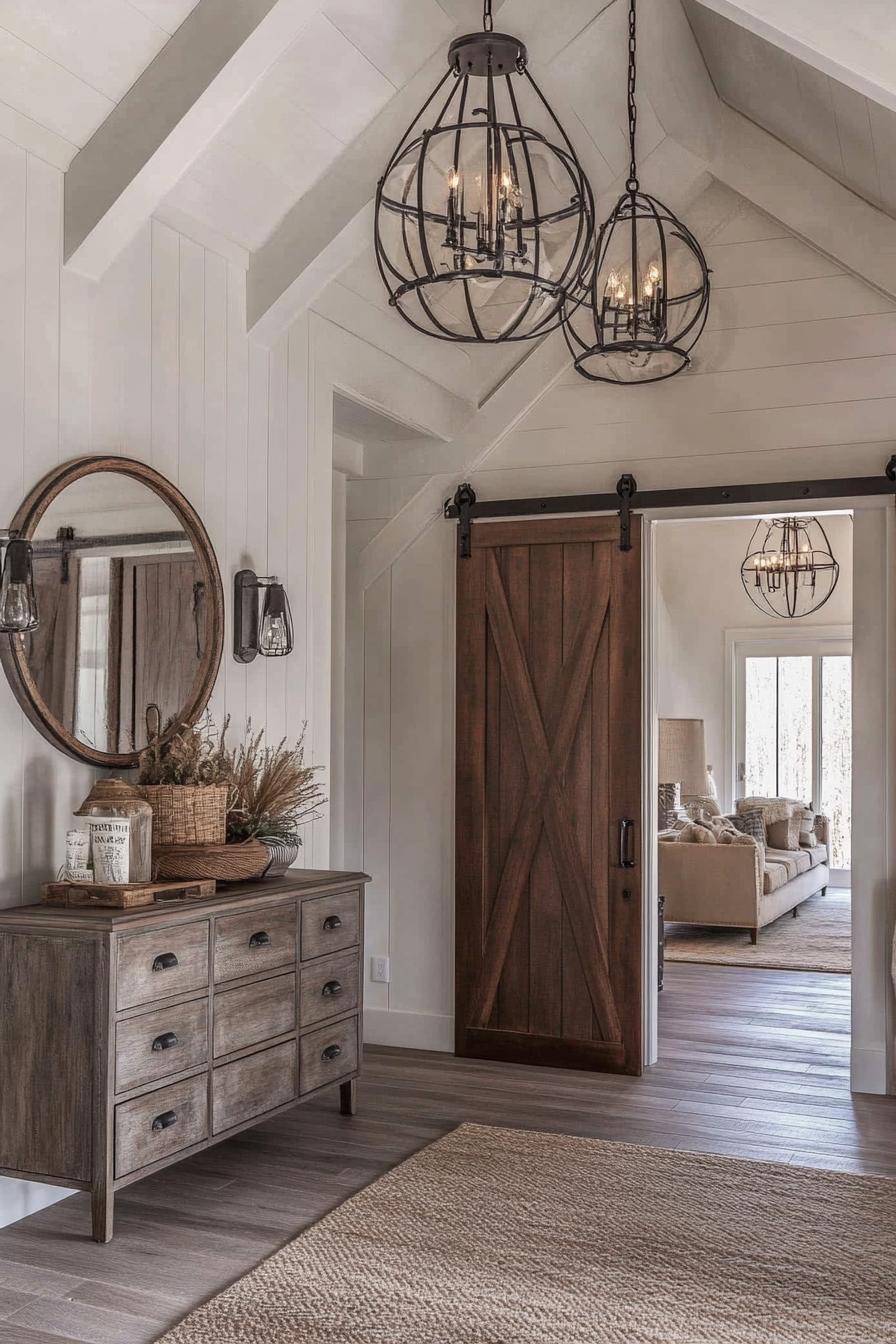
(0, 961, 893, 1344)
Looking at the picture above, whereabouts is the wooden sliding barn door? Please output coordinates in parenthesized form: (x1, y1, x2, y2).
(455, 516, 642, 1075)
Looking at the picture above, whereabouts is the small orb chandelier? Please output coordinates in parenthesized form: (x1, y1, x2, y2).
(741, 517, 840, 619)
(563, 0, 711, 384)
(374, 0, 594, 343)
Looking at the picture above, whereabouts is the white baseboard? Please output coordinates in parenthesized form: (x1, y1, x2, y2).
(363, 1008, 454, 1053)
(0, 1176, 74, 1230)
(850, 1045, 889, 1095)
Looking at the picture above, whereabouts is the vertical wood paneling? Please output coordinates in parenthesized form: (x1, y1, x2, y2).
(150, 220, 179, 480)
(223, 260, 248, 735)
(265, 335, 289, 743)
(119, 226, 152, 461)
(202, 250, 227, 730)
(244, 338, 269, 738)
(177, 236, 205, 507)
(23, 155, 60, 478)
(363, 569, 391, 1013)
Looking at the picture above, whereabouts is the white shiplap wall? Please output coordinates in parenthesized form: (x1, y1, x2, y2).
(0, 145, 326, 1226)
(353, 200, 896, 1062)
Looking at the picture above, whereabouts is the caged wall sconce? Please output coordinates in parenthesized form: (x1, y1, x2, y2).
(0, 535, 39, 634)
(233, 569, 294, 662)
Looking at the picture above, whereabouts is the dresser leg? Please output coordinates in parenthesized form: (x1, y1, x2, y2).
(339, 1079, 357, 1116)
(92, 1186, 114, 1243)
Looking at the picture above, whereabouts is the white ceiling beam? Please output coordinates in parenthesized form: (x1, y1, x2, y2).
(686, 0, 896, 115)
(64, 0, 326, 280)
(247, 0, 621, 342)
(706, 105, 896, 304)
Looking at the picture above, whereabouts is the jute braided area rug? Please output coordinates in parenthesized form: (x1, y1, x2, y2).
(665, 889, 851, 973)
(157, 1122, 896, 1343)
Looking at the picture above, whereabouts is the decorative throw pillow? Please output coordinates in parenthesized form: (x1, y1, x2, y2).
(736, 796, 793, 825)
(767, 814, 801, 851)
(795, 806, 817, 847)
(728, 809, 766, 848)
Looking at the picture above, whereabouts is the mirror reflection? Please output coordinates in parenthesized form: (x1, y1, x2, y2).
(26, 473, 208, 754)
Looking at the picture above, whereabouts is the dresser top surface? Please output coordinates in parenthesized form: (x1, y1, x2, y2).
(0, 869, 369, 933)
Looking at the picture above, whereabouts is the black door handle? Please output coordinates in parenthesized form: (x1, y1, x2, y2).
(322, 915, 342, 931)
(249, 930, 271, 948)
(151, 1110, 177, 1132)
(321, 1044, 342, 1062)
(619, 819, 636, 869)
(151, 1031, 178, 1052)
(321, 980, 343, 998)
(152, 952, 178, 972)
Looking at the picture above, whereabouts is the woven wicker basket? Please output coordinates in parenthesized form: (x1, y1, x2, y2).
(153, 840, 270, 883)
(139, 785, 228, 846)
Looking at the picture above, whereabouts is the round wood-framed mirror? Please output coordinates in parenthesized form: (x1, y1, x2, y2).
(0, 456, 224, 768)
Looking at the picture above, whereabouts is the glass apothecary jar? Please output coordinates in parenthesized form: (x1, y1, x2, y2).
(74, 779, 153, 883)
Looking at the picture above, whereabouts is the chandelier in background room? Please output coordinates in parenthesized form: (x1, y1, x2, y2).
(740, 516, 840, 619)
(562, 0, 711, 383)
(373, 0, 594, 343)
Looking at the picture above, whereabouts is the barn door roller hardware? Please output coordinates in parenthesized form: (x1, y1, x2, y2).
(446, 456, 896, 556)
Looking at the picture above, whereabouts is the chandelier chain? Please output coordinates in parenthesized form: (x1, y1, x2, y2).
(483, 0, 493, 33)
(627, 0, 638, 192)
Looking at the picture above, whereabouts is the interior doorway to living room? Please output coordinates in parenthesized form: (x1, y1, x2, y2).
(653, 510, 853, 1055)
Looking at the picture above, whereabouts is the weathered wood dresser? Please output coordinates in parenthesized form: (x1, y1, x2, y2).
(0, 868, 368, 1240)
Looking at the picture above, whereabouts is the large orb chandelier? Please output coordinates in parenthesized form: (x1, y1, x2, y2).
(374, 0, 594, 343)
(740, 517, 840, 619)
(563, 0, 711, 384)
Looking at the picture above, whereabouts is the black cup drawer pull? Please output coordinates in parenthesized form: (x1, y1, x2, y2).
(152, 951, 178, 973)
(151, 1031, 178, 1052)
(249, 930, 272, 948)
(321, 980, 343, 998)
(151, 1110, 177, 1132)
(322, 915, 342, 931)
(321, 1044, 342, 1063)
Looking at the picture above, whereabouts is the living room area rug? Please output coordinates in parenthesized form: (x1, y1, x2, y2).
(156, 1122, 894, 1343)
(664, 888, 851, 973)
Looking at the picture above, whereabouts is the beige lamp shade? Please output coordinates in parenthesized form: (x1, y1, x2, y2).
(658, 718, 707, 795)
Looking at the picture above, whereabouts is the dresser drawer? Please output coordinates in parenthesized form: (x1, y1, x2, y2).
(299, 1016, 359, 1095)
(300, 950, 360, 1029)
(213, 1040, 296, 1135)
(214, 903, 296, 983)
(115, 1074, 208, 1178)
(115, 998, 209, 1093)
(214, 972, 296, 1058)
(116, 922, 210, 1011)
(300, 890, 360, 961)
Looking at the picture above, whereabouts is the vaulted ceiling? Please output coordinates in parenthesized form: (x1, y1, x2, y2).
(4, 0, 896, 530)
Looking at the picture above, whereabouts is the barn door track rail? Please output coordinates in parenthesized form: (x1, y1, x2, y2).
(446, 456, 896, 556)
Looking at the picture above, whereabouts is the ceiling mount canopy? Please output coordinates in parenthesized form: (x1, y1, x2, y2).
(563, 0, 711, 384)
(373, 0, 594, 344)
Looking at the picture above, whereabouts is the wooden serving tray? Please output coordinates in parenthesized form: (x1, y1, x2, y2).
(42, 878, 217, 909)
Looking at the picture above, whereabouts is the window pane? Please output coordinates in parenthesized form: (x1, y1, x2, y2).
(821, 655, 852, 871)
(744, 658, 777, 797)
(777, 656, 813, 803)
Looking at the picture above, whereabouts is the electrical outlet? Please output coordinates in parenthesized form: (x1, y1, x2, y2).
(371, 955, 391, 983)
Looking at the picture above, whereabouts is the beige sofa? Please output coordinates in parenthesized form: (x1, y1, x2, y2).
(659, 815, 831, 943)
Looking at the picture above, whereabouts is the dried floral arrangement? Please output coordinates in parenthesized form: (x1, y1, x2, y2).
(225, 723, 326, 845)
(136, 711, 231, 787)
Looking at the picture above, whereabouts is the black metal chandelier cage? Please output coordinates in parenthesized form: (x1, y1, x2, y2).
(740, 516, 840, 619)
(373, 0, 594, 343)
(563, 0, 711, 383)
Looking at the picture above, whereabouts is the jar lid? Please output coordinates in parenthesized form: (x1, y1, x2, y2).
(74, 777, 144, 815)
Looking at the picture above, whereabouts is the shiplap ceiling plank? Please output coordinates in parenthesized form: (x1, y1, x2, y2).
(64, 0, 328, 278)
(0, 25, 112, 146)
(128, 0, 201, 31)
(0, 0, 171, 102)
(325, 0, 453, 87)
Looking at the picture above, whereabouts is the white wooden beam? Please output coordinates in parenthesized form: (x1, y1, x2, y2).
(707, 105, 896, 304)
(686, 0, 896, 116)
(64, 0, 326, 280)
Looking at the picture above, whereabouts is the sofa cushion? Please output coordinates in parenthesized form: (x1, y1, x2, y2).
(763, 862, 789, 894)
(765, 847, 811, 880)
(805, 842, 828, 868)
(767, 814, 801, 850)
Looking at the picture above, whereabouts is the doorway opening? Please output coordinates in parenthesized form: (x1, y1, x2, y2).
(652, 510, 854, 1063)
